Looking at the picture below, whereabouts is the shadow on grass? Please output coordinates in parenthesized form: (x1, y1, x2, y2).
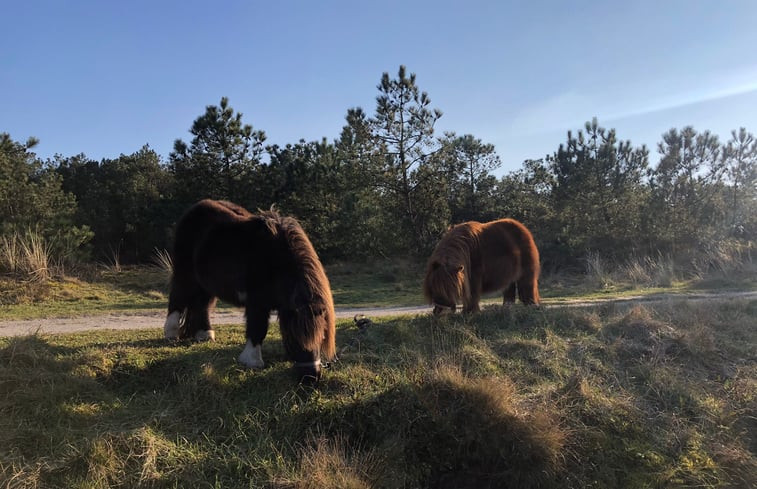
(1, 320, 567, 488)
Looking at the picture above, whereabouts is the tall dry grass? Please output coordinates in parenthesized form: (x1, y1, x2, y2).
(273, 436, 383, 489)
(585, 242, 755, 290)
(694, 240, 755, 275)
(584, 252, 614, 289)
(0, 230, 56, 282)
(621, 254, 676, 287)
(102, 244, 123, 273)
(152, 247, 173, 276)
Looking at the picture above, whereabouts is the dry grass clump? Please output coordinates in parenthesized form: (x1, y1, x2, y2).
(4, 427, 207, 489)
(601, 305, 675, 360)
(273, 436, 382, 489)
(413, 367, 566, 489)
(0, 231, 57, 282)
(151, 247, 173, 278)
(622, 254, 677, 287)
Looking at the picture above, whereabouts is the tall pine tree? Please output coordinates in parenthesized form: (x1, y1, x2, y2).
(369, 65, 445, 251)
(169, 97, 266, 208)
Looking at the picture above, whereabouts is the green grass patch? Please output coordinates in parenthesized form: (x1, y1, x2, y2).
(0, 267, 169, 320)
(326, 259, 425, 308)
(1, 299, 755, 488)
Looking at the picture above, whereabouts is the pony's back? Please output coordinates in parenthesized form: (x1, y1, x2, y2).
(482, 219, 540, 304)
(172, 200, 252, 258)
(482, 219, 540, 274)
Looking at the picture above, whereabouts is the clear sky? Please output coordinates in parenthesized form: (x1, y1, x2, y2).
(2, 0, 757, 175)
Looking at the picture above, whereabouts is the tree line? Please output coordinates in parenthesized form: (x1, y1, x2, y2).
(2, 66, 755, 273)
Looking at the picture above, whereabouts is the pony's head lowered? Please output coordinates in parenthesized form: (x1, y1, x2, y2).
(423, 225, 472, 315)
(261, 211, 336, 382)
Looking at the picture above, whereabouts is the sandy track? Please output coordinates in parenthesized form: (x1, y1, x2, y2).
(0, 305, 433, 337)
(1, 290, 755, 337)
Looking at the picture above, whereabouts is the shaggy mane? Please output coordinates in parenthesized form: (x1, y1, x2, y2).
(423, 223, 480, 305)
(259, 210, 336, 359)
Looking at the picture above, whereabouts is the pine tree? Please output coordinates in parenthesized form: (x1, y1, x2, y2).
(169, 97, 266, 207)
(369, 65, 444, 250)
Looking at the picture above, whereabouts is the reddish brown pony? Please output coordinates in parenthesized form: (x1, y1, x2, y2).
(163, 199, 336, 381)
(423, 219, 540, 314)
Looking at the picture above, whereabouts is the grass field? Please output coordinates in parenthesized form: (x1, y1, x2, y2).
(1, 297, 756, 488)
(2, 256, 755, 321)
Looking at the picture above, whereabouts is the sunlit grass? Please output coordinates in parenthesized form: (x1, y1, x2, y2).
(0, 269, 168, 320)
(1, 298, 754, 488)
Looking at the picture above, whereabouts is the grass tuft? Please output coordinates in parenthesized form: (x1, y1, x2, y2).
(0, 230, 58, 282)
(151, 248, 173, 278)
(273, 435, 382, 489)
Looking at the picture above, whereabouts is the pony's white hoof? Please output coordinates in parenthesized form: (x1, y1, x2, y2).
(163, 311, 181, 340)
(195, 329, 215, 342)
(238, 340, 265, 369)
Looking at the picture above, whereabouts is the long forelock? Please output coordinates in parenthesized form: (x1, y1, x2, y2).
(424, 264, 464, 305)
(424, 225, 475, 304)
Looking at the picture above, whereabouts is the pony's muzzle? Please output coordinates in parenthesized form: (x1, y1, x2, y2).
(294, 359, 322, 384)
(432, 302, 456, 315)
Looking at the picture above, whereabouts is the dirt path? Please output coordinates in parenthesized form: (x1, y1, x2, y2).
(1, 290, 755, 337)
(0, 305, 433, 337)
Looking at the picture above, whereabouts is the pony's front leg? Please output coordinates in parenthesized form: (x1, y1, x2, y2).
(463, 286, 482, 313)
(164, 278, 189, 340)
(502, 282, 517, 305)
(163, 311, 182, 340)
(185, 292, 215, 342)
(238, 306, 270, 369)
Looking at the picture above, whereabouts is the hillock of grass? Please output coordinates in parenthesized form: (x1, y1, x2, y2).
(1, 298, 755, 488)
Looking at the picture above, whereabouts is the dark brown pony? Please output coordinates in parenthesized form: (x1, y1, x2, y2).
(163, 199, 336, 381)
(423, 219, 540, 314)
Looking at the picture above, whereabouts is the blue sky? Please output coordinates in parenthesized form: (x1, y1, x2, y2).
(2, 0, 756, 175)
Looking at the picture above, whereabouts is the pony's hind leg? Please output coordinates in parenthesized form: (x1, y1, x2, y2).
(516, 276, 540, 305)
(184, 291, 216, 341)
(238, 306, 270, 369)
